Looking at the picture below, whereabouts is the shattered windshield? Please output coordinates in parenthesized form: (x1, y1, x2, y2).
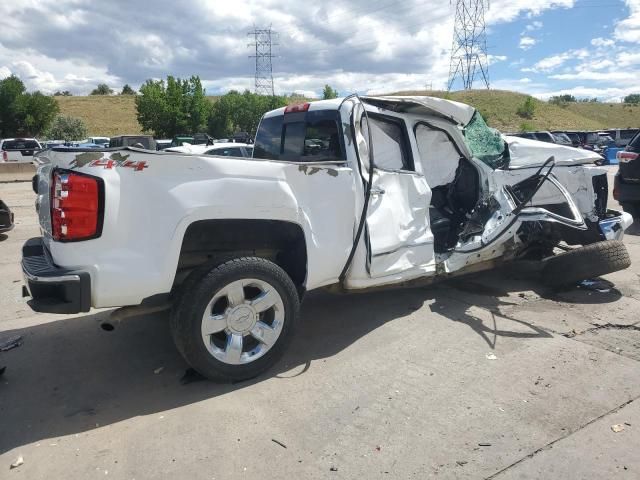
(463, 111, 509, 169)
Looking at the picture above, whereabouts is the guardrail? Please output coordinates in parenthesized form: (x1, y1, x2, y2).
(0, 162, 37, 182)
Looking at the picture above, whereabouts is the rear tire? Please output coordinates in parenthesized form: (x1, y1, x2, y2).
(171, 257, 300, 382)
(542, 240, 631, 288)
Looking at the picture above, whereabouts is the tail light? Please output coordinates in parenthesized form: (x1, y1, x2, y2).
(617, 151, 638, 163)
(2, 151, 7, 162)
(51, 170, 103, 241)
(284, 103, 310, 114)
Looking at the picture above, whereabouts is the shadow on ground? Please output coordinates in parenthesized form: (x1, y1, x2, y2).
(0, 267, 621, 454)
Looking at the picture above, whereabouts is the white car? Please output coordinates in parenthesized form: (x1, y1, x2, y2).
(165, 142, 253, 157)
(23, 96, 633, 382)
(1, 138, 42, 162)
(85, 137, 110, 147)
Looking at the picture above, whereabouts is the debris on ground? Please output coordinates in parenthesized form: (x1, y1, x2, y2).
(478, 443, 492, 447)
(0, 335, 22, 352)
(100, 322, 115, 332)
(10, 456, 24, 469)
(456, 460, 468, 466)
(611, 424, 625, 433)
(485, 353, 497, 360)
(578, 279, 613, 293)
(154, 367, 164, 375)
(330, 466, 338, 472)
(271, 439, 287, 449)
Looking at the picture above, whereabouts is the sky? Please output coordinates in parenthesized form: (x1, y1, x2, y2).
(0, 0, 639, 101)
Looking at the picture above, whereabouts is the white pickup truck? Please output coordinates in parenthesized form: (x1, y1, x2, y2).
(23, 96, 633, 382)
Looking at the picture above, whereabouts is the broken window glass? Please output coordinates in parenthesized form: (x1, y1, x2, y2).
(463, 112, 509, 169)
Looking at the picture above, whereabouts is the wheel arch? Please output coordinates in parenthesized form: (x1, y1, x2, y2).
(173, 218, 308, 294)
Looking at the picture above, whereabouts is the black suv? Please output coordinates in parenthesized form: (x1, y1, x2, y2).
(614, 131, 640, 218)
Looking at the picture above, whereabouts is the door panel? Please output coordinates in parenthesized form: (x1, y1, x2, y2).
(366, 169, 434, 277)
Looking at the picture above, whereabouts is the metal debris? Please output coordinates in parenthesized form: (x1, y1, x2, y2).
(485, 353, 497, 360)
(611, 424, 625, 433)
(0, 335, 22, 352)
(10, 456, 24, 469)
(154, 367, 164, 375)
(271, 439, 287, 449)
(578, 279, 612, 293)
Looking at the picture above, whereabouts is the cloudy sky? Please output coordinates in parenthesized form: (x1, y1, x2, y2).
(1, 0, 639, 101)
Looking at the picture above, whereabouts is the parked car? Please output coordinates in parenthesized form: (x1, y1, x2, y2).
(614, 131, 640, 218)
(511, 131, 556, 143)
(70, 142, 104, 149)
(109, 135, 156, 150)
(170, 135, 194, 148)
(551, 131, 581, 147)
(204, 143, 253, 157)
(0, 199, 14, 234)
(155, 139, 172, 151)
(43, 140, 65, 149)
(551, 132, 573, 146)
(24, 96, 633, 382)
(605, 129, 639, 148)
(85, 137, 110, 147)
(0, 138, 42, 162)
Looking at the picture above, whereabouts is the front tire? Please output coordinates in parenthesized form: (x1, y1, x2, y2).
(171, 257, 300, 382)
(542, 240, 631, 288)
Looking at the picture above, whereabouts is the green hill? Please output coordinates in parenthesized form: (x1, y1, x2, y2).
(388, 89, 640, 132)
(56, 90, 640, 137)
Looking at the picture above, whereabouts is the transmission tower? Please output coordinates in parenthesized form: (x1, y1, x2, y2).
(447, 0, 490, 91)
(248, 27, 277, 96)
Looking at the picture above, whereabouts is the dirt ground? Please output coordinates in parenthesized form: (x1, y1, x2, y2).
(1, 170, 639, 479)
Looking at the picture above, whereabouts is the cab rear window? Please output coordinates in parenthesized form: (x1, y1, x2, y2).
(628, 132, 640, 152)
(254, 110, 345, 162)
(2, 140, 40, 150)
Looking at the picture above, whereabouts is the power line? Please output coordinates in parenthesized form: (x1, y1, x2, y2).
(448, 0, 490, 91)
(248, 27, 277, 96)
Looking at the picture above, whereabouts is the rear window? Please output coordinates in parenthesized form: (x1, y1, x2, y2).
(205, 147, 244, 157)
(535, 132, 555, 143)
(254, 110, 344, 162)
(621, 129, 639, 140)
(2, 140, 40, 150)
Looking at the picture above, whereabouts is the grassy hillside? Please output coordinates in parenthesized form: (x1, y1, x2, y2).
(56, 96, 143, 136)
(388, 89, 640, 131)
(56, 90, 640, 137)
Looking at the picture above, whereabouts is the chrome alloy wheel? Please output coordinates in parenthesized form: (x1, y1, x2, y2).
(200, 278, 285, 365)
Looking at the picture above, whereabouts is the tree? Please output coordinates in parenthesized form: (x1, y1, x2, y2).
(208, 90, 288, 138)
(44, 115, 88, 141)
(549, 94, 577, 105)
(516, 96, 536, 119)
(54, 90, 72, 96)
(624, 94, 640, 105)
(135, 75, 210, 137)
(120, 84, 136, 95)
(90, 83, 113, 95)
(322, 84, 339, 100)
(0, 75, 59, 137)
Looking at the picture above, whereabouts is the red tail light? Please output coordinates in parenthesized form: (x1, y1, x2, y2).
(284, 103, 310, 114)
(2, 151, 7, 162)
(617, 151, 638, 163)
(51, 171, 103, 241)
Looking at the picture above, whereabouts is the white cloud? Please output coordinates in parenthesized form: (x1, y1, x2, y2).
(519, 36, 537, 50)
(526, 21, 544, 31)
(591, 37, 615, 47)
(615, 0, 640, 43)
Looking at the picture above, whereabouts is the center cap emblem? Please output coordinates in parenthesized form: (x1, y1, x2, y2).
(229, 306, 256, 333)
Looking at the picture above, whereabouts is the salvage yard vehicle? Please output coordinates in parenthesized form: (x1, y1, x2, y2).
(614, 130, 640, 218)
(22, 96, 633, 382)
(1, 138, 42, 162)
(0, 199, 14, 233)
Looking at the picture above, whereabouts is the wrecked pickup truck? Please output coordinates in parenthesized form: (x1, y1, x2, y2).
(23, 95, 633, 382)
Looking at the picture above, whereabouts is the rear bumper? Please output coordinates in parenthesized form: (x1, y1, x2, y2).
(21, 237, 91, 314)
(614, 174, 640, 203)
(0, 201, 14, 233)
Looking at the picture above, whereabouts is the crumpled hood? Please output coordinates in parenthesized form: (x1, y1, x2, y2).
(505, 135, 602, 169)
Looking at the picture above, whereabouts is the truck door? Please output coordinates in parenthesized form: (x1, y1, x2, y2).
(356, 109, 436, 278)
